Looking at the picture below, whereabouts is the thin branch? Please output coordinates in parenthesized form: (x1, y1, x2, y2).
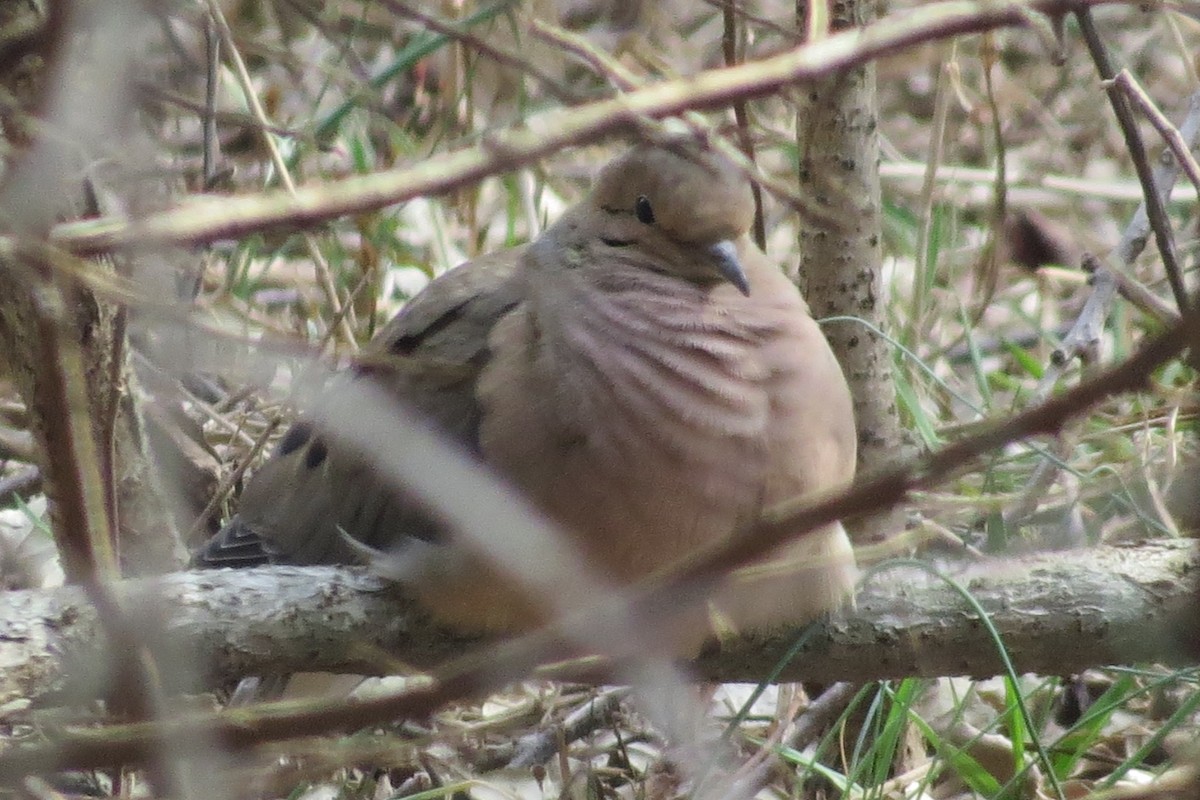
(737, 681, 862, 798)
(201, 13, 219, 189)
(50, 0, 1129, 257)
(0, 466, 40, 504)
(706, 306, 1194, 596)
(723, 1, 766, 249)
(1076, 8, 1188, 311)
(1110, 70, 1200, 195)
(375, 0, 584, 104)
(1038, 254, 1117, 399)
(136, 82, 295, 138)
(707, 0, 804, 44)
(502, 687, 632, 769)
(528, 18, 640, 90)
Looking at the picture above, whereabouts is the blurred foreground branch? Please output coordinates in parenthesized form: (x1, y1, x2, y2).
(51, 0, 1124, 257)
(2, 540, 1195, 712)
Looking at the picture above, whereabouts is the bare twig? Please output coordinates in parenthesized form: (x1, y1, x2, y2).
(201, 13, 219, 189)
(971, 32, 1008, 322)
(1109, 70, 1200, 195)
(1041, 254, 1116, 394)
(1109, 264, 1181, 325)
(50, 0, 1131, 257)
(0, 466, 40, 504)
(722, 2, 766, 249)
(503, 687, 632, 769)
(707, 0, 803, 43)
(135, 82, 297, 138)
(1076, 8, 1187, 311)
(376, 0, 583, 104)
(879, 159, 1198, 206)
(785, 682, 861, 753)
(909, 53, 954, 346)
(528, 18, 640, 91)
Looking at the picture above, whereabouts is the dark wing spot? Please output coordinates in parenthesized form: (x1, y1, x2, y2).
(635, 195, 655, 225)
(277, 421, 313, 456)
(601, 238, 634, 247)
(305, 436, 328, 469)
(553, 424, 588, 451)
(388, 298, 473, 356)
(387, 297, 521, 358)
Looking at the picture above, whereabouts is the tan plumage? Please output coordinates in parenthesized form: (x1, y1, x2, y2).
(196, 140, 858, 643)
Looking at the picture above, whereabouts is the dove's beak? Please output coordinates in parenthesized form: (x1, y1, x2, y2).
(708, 239, 751, 296)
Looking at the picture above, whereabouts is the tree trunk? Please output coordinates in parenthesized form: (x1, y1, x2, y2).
(794, 0, 909, 544)
(0, 1, 185, 580)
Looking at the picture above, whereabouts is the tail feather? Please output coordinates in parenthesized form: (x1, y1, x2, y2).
(191, 516, 271, 568)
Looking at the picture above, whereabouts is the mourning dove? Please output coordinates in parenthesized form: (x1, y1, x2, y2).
(195, 140, 858, 643)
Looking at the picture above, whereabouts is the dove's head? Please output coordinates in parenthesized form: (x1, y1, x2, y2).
(584, 141, 757, 295)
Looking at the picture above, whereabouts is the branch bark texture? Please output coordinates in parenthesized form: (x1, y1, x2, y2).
(1, 541, 1195, 711)
(794, 0, 907, 544)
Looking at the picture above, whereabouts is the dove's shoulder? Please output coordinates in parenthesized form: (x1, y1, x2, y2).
(371, 246, 527, 364)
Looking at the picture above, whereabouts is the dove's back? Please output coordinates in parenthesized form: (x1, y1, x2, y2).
(194, 249, 524, 566)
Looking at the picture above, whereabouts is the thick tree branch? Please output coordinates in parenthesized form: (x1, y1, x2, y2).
(1, 540, 1195, 712)
(0, 540, 1195, 776)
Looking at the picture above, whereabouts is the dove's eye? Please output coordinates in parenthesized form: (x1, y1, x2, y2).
(635, 195, 655, 225)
